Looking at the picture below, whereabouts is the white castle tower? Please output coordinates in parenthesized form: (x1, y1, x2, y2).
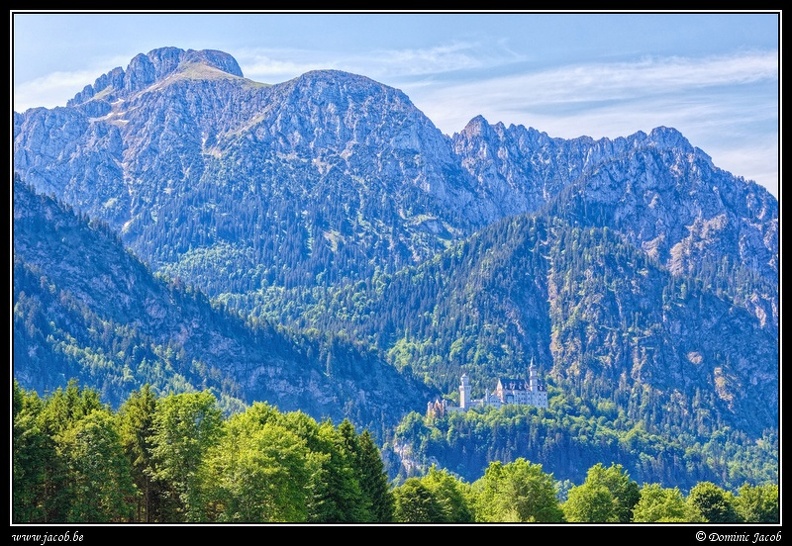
(529, 360, 538, 391)
(528, 360, 548, 409)
(459, 373, 471, 410)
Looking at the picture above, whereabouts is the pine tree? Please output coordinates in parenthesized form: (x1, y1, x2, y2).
(353, 429, 395, 522)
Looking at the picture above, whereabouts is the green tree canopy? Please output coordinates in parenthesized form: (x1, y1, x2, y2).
(58, 409, 136, 522)
(13, 381, 54, 523)
(420, 466, 474, 523)
(734, 483, 779, 523)
(348, 428, 395, 522)
(149, 391, 224, 521)
(117, 384, 162, 522)
(687, 481, 741, 523)
(474, 459, 563, 522)
(200, 416, 317, 522)
(563, 463, 639, 522)
(632, 483, 702, 522)
(393, 478, 444, 523)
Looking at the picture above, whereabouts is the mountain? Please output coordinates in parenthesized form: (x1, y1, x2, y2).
(14, 48, 485, 295)
(12, 47, 778, 486)
(13, 176, 436, 435)
(14, 49, 776, 312)
(455, 118, 777, 325)
(287, 212, 777, 434)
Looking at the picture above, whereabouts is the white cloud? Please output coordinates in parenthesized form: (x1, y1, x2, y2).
(401, 51, 778, 196)
(13, 70, 99, 112)
(359, 41, 505, 76)
(12, 52, 142, 112)
(410, 51, 777, 122)
(235, 39, 524, 84)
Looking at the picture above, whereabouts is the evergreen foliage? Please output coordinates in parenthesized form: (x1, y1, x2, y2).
(13, 55, 779, 525)
(389, 401, 777, 492)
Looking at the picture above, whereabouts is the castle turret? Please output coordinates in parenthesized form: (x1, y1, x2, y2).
(528, 359, 548, 409)
(529, 360, 538, 391)
(459, 373, 470, 410)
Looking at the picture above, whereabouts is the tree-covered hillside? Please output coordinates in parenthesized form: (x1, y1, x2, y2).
(13, 177, 435, 437)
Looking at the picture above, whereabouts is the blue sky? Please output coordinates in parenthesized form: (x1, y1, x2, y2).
(11, 11, 780, 196)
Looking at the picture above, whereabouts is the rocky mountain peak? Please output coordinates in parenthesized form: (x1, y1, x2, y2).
(459, 115, 492, 138)
(277, 68, 414, 110)
(625, 126, 696, 155)
(67, 47, 243, 108)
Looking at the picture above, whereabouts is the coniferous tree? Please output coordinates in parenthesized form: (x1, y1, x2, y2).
(304, 421, 369, 522)
(12, 381, 53, 523)
(352, 429, 395, 522)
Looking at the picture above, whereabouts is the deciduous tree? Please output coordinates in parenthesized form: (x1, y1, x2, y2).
(474, 459, 563, 522)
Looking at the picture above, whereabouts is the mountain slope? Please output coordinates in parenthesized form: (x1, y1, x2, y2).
(13, 176, 435, 434)
(456, 118, 777, 324)
(292, 213, 777, 438)
(14, 48, 485, 294)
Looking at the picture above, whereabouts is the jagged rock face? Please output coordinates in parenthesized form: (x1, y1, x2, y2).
(14, 49, 489, 287)
(549, 127, 777, 278)
(455, 118, 777, 277)
(68, 47, 243, 107)
(453, 116, 589, 218)
(454, 118, 778, 330)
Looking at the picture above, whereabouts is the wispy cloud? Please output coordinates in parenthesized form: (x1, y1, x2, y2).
(409, 51, 778, 127)
(13, 52, 146, 112)
(518, 52, 777, 102)
(359, 41, 517, 77)
(235, 39, 525, 84)
(402, 51, 778, 194)
(13, 70, 99, 112)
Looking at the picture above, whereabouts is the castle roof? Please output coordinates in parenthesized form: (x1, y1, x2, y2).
(497, 378, 530, 391)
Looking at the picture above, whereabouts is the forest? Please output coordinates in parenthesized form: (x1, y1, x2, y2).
(13, 380, 778, 524)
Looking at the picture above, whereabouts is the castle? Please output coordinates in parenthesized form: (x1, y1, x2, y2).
(427, 362, 548, 417)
